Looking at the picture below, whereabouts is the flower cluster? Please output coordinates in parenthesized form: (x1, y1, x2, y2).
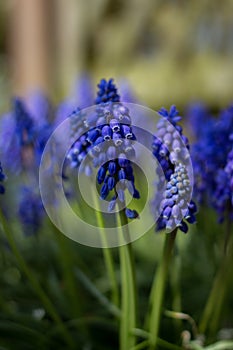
(0, 93, 52, 235)
(191, 105, 233, 222)
(152, 105, 189, 180)
(0, 95, 53, 173)
(156, 163, 197, 233)
(95, 79, 120, 104)
(152, 105, 196, 233)
(18, 186, 44, 236)
(213, 147, 233, 223)
(67, 79, 140, 219)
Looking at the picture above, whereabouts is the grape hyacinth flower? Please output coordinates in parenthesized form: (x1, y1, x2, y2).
(152, 105, 189, 181)
(67, 78, 140, 219)
(95, 79, 120, 104)
(0, 96, 53, 173)
(0, 162, 5, 195)
(55, 74, 94, 127)
(191, 105, 233, 221)
(186, 102, 211, 140)
(156, 163, 197, 233)
(213, 147, 233, 223)
(18, 186, 44, 236)
(152, 105, 197, 233)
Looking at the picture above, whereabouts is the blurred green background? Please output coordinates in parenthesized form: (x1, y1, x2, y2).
(0, 0, 233, 109)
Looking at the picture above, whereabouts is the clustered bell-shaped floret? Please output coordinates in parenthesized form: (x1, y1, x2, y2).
(157, 163, 197, 233)
(152, 105, 189, 180)
(152, 105, 197, 233)
(95, 79, 120, 104)
(67, 79, 140, 219)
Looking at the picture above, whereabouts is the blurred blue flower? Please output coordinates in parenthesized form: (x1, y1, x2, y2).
(0, 162, 6, 195)
(118, 79, 138, 103)
(0, 95, 53, 173)
(55, 74, 94, 127)
(191, 104, 233, 221)
(13, 97, 34, 147)
(185, 102, 211, 140)
(18, 186, 44, 236)
(26, 90, 52, 127)
(213, 147, 233, 223)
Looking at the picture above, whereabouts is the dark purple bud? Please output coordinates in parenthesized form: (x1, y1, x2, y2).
(110, 119, 120, 132)
(163, 206, 172, 219)
(100, 183, 109, 199)
(159, 145, 168, 157)
(118, 168, 126, 180)
(102, 125, 112, 140)
(122, 125, 133, 139)
(97, 166, 107, 184)
(125, 208, 139, 219)
(188, 200, 197, 214)
(118, 153, 129, 167)
(179, 221, 188, 233)
(108, 176, 115, 191)
(187, 214, 196, 224)
(80, 135, 88, 146)
(113, 133, 123, 146)
(94, 137, 104, 152)
(133, 188, 140, 199)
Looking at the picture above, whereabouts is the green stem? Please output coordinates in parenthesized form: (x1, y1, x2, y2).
(74, 267, 121, 318)
(130, 340, 150, 350)
(0, 209, 75, 349)
(148, 230, 177, 350)
(92, 192, 119, 307)
(164, 310, 198, 339)
(170, 254, 183, 335)
(199, 220, 232, 337)
(119, 209, 137, 350)
(53, 225, 80, 318)
(131, 329, 183, 350)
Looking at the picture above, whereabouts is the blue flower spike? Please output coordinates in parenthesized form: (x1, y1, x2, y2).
(191, 105, 233, 222)
(67, 78, 140, 220)
(156, 163, 197, 233)
(153, 105, 197, 233)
